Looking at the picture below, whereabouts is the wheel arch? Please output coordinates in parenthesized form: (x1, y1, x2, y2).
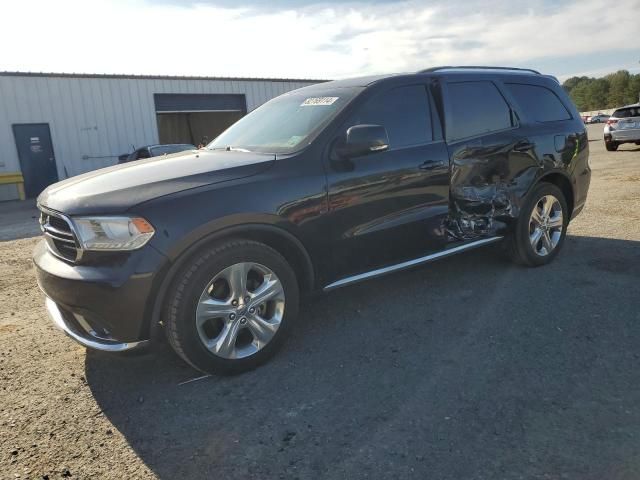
(146, 223, 316, 341)
(536, 171, 574, 218)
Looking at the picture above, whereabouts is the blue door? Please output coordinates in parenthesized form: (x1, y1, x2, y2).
(13, 123, 59, 198)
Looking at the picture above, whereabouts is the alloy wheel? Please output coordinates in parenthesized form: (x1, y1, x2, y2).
(195, 262, 285, 359)
(528, 194, 563, 257)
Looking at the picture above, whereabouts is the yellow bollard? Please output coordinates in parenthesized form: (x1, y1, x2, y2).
(0, 173, 26, 200)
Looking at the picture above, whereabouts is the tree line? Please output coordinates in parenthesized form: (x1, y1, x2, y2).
(562, 70, 640, 112)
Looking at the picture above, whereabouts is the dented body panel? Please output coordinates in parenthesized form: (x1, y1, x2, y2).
(438, 73, 589, 240)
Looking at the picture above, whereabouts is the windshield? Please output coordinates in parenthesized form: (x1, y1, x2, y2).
(207, 87, 361, 154)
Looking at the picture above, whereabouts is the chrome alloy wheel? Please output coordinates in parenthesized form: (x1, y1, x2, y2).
(529, 194, 563, 257)
(195, 262, 285, 359)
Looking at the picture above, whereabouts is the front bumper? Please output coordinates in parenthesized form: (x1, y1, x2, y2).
(45, 297, 149, 352)
(34, 240, 169, 350)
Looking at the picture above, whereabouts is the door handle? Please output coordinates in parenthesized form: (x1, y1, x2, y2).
(419, 160, 445, 170)
(513, 140, 534, 152)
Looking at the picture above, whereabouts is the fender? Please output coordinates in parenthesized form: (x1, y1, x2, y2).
(145, 222, 316, 341)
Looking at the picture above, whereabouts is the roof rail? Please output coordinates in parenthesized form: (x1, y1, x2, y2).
(419, 66, 541, 75)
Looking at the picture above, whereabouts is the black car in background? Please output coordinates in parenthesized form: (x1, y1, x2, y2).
(118, 143, 196, 163)
(34, 66, 590, 375)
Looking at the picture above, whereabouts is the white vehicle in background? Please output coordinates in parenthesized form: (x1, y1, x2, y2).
(604, 105, 640, 151)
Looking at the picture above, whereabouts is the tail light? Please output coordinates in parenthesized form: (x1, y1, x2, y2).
(606, 119, 618, 126)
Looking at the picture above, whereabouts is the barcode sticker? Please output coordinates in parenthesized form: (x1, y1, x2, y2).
(300, 97, 339, 106)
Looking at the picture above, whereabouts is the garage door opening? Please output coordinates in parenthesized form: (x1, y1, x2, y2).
(154, 93, 247, 146)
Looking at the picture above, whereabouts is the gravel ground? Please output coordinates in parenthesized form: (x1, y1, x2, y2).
(0, 200, 39, 241)
(1, 124, 639, 479)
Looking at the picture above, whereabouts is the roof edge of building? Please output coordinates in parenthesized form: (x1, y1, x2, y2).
(0, 71, 329, 83)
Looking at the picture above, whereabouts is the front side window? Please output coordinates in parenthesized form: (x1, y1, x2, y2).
(505, 83, 571, 122)
(349, 85, 433, 148)
(448, 81, 513, 140)
(208, 87, 360, 154)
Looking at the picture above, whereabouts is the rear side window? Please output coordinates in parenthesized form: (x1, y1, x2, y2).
(613, 107, 640, 118)
(351, 85, 433, 148)
(448, 81, 513, 140)
(505, 83, 571, 122)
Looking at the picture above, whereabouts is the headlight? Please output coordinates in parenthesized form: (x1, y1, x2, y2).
(73, 216, 155, 251)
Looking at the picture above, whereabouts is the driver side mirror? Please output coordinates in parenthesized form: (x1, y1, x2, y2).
(337, 124, 390, 159)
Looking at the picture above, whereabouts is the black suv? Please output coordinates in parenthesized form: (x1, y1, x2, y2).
(34, 66, 590, 374)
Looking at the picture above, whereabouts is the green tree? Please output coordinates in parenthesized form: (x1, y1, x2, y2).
(563, 70, 640, 111)
(562, 76, 588, 93)
(589, 79, 609, 109)
(625, 75, 640, 104)
(606, 70, 631, 107)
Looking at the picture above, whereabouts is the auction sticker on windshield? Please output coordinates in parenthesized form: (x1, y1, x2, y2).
(301, 97, 339, 106)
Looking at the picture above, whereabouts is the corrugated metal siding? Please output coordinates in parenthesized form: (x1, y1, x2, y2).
(154, 93, 247, 112)
(0, 74, 318, 201)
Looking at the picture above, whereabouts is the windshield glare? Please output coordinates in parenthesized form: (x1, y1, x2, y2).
(208, 88, 360, 154)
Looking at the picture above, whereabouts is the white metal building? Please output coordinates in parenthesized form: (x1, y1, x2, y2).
(0, 72, 322, 202)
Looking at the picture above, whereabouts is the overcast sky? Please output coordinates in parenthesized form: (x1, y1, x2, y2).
(1, 0, 639, 81)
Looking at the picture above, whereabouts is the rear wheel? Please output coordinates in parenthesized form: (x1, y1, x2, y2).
(605, 141, 619, 151)
(507, 183, 568, 267)
(165, 239, 299, 375)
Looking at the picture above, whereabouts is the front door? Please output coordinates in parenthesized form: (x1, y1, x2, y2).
(12, 123, 58, 198)
(324, 84, 450, 282)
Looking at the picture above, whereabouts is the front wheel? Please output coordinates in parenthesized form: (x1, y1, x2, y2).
(506, 183, 568, 267)
(164, 239, 299, 375)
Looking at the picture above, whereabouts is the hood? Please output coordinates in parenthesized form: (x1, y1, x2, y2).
(38, 149, 275, 215)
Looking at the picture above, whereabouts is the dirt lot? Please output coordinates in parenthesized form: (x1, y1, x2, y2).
(1, 124, 639, 479)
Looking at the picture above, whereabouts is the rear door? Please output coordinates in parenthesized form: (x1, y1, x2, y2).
(324, 83, 450, 281)
(12, 123, 59, 198)
(441, 79, 527, 239)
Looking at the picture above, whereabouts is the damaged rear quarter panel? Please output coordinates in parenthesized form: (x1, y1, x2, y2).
(446, 131, 540, 239)
(440, 76, 587, 241)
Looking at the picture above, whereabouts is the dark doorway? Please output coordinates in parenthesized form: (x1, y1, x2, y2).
(12, 123, 59, 198)
(156, 111, 245, 145)
(154, 93, 247, 146)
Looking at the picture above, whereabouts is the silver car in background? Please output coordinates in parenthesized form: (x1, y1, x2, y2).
(604, 104, 640, 151)
(589, 113, 610, 124)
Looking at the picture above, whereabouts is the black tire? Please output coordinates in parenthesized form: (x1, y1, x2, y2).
(165, 239, 299, 375)
(605, 141, 618, 151)
(506, 183, 568, 267)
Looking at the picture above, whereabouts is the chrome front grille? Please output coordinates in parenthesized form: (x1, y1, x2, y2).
(39, 208, 81, 262)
